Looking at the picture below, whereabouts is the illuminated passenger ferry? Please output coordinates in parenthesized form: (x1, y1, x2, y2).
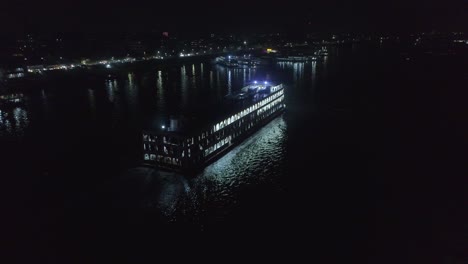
(142, 81, 285, 173)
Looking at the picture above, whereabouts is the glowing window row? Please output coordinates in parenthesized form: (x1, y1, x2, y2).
(212, 88, 284, 133)
(270, 84, 283, 93)
(144, 154, 181, 166)
(257, 95, 284, 115)
(204, 135, 232, 156)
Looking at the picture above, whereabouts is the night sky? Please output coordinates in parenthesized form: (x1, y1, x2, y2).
(1, 0, 467, 33)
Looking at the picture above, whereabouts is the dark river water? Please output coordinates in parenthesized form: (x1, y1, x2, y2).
(3, 43, 468, 263)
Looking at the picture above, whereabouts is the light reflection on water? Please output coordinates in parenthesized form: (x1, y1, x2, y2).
(124, 72, 139, 119)
(227, 69, 232, 94)
(311, 61, 317, 80)
(180, 65, 189, 110)
(0, 107, 29, 137)
(156, 70, 165, 115)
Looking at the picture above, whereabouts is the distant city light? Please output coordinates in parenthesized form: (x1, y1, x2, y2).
(161, 125, 165, 129)
(106, 64, 111, 68)
(264, 81, 268, 84)
(254, 81, 257, 84)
